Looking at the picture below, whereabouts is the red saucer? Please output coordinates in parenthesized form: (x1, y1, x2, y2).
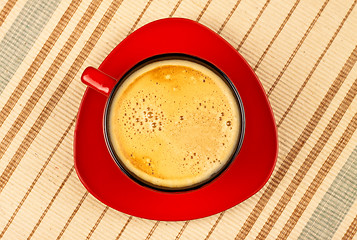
(74, 18, 278, 221)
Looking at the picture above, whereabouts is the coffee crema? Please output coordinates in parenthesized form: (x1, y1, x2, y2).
(108, 59, 241, 189)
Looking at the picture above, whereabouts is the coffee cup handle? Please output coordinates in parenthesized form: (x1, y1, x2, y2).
(81, 67, 117, 96)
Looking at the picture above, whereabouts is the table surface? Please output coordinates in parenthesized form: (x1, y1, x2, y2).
(0, 0, 357, 239)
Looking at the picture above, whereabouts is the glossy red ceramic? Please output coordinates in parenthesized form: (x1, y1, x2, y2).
(74, 18, 278, 221)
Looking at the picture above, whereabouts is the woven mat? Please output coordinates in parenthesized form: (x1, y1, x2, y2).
(0, 0, 357, 239)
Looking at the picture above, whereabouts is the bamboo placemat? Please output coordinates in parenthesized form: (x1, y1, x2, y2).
(0, 0, 357, 239)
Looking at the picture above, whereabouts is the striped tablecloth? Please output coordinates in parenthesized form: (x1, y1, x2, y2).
(0, 0, 356, 239)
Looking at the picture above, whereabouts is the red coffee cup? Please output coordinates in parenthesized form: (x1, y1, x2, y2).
(81, 53, 245, 192)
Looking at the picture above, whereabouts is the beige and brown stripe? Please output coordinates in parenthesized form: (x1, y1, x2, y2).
(236, 43, 357, 240)
(277, 0, 356, 128)
(29, 0, 124, 238)
(267, 0, 330, 96)
(256, 75, 357, 239)
(0, 0, 104, 191)
(342, 213, 357, 240)
(1, 0, 357, 239)
(217, 0, 241, 34)
(0, 119, 76, 238)
(0, 0, 82, 129)
(236, 0, 270, 51)
(252, 0, 301, 71)
(0, 0, 122, 237)
(115, 216, 133, 240)
(277, 110, 357, 239)
(0, 0, 17, 27)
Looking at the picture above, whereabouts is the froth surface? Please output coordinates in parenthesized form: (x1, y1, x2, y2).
(108, 59, 241, 188)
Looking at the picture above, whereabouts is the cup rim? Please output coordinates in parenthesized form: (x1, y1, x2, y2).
(103, 53, 245, 192)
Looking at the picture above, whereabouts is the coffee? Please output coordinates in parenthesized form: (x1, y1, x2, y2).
(107, 59, 242, 189)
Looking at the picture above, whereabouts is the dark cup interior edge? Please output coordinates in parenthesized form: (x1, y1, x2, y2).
(103, 53, 246, 193)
